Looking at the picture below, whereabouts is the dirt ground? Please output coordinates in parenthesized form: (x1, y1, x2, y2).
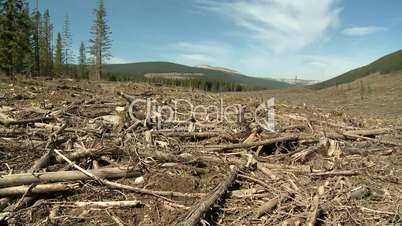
(0, 78, 401, 226)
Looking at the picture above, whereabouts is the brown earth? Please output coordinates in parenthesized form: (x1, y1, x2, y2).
(0, 78, 400, 226)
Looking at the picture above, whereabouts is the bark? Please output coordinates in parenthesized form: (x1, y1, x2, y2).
(175, 164, 244, 226)
(0, 168, 140, 188)
(206, 135, 300, 152)
(0, 183, 80, 197)
(255, 192, 291, 218)
(67, 200, 143, 208)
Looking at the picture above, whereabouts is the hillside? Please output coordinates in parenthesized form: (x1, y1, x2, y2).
(312, 50, 402, 89)
(104, 62, 292, 89)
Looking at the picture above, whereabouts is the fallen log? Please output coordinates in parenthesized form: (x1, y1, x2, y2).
(53, 149, 203, 198)
(344, 128, 393, 137)
(310, 170, 360, 177)
(55, 146, 124, 163)
(0, 183, 80, 197)
(155, 131, 222, 139)
(175, 164, 244, 226)
(0, 127, 65, 212)
(63, 200, 143, 208)
(255, 192, 291, 218)
(306, 186, 324, 226)
(205, 135, 300, 152)
(0, 168, 140, 188)
(0, 114, 53, 127)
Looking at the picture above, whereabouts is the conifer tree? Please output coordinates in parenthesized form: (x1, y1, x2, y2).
(62, 14, 72, 75)
(0, 0, 32, 81)
(78, 41, 88, 79)
(39, 9, 53, 77)
(32, 8, 40, 76)
(54, 32, 63, 75)
(89, 0, 111, 80)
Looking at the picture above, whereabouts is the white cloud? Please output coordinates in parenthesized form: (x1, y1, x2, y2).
(172, 41, 233, 66)
(341, 26, 387, 36)
(107, 57, 131, 64)
(198, 0, 342, 53)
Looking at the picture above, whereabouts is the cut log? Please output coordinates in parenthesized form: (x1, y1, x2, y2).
(55, 146, 124, 163)
(255, 192, 291, 218)
(65, 200, 143, 208)
(156, 131, 222, 139)
(53, 149, 203, 198)
(0, 183, 80, 197)
(306, 186, 324, 226)
(0, 168, 140, 188)
(310, 170, 359, 177)
(175, 164, 244, 226)
(206, 135, 300, 152)
(0, 113, 53, 127)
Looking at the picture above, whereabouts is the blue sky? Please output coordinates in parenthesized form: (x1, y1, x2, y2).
(29, 0, 402, 80)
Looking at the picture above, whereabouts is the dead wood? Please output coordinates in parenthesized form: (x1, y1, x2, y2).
(306, 186, 324, 226)
(310, 170, 360, 177)
(344, 128, 393, 137)
(53, 149, 203, 198)
(205, 135, 300, 152)
(155, 131, 222, 139)
(256, 192, 292, 218)
(63, 200, 143, 208)
(55, 146, 124, 163)
(174, 164, 244, 226)
(0, 168, 140, 188)
(0, 183, 80, 197)
(0, 114, 53, 127)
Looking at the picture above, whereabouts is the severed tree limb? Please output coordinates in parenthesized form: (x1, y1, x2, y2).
(310, 170, 360, 177)
(255, 192, 292, 218)
(306, 185, 324, 226)
(205, 135, 300, 152)
(0, 183, 80, 197)
(53, 149, 203, 198)
(155, 131, 222, 139)
(55, 146, 124, 163)
(61, 200, 143, 208)
(0, 124, 66, 212)
(0, 114, 54, 127)
(174, 164, 245, 226)
(0, 168, 139, 188)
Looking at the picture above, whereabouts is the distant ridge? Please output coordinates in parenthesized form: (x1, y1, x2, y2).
(194, 65, 239, 74)
(104, 61, 292, 89)
(312, 50, 402, 89)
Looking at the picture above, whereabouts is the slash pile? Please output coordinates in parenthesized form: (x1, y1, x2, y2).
(0, 79, 401, 225)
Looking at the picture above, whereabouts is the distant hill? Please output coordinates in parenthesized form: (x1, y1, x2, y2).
(104, 62, 292, 89)
(268, 78, 319, 87)
(194, 65, 239, 74)
(312, 50, 402, 89)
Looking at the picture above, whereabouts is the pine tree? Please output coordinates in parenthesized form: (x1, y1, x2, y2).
(62, 14, 72, 74)
(54, 32, 63, 75)
(32, 8, 40, 76)
(0, 0, 32, 81)
(78, 41, 88, 79)
(39, 9, 52, 77)
(89, 0, 111, 80)
(15, 1, 33, 76)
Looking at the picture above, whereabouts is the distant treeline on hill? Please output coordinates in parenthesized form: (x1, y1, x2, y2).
(106, 73, 259, 92)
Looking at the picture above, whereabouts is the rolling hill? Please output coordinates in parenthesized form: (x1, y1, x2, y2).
(104, 62, 292, 89)
(312, 50, 402, 89)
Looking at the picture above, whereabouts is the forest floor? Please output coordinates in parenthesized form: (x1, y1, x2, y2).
(0, 78, 401, 226)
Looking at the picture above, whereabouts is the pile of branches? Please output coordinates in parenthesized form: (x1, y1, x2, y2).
(0, 80, 401, 225)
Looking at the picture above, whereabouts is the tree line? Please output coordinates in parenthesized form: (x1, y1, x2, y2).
(0, 0, 111, 81)
(107, 74, 261, 92)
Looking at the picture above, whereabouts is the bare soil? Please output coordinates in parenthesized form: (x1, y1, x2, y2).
(0, 78, 401, 226)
